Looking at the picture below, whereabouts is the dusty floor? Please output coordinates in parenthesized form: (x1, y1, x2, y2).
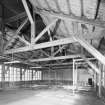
(0, 86, 104, 105)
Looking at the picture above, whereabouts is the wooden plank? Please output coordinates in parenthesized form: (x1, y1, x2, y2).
(73, 36, 105, 66)
(22, 0, 33, 24)
(29, 55, 80, 62)
(4, 18, 28, 50)
(37, 9, 105, 28)
(4, 37, 76, 54)
(33, 19, 58, 43)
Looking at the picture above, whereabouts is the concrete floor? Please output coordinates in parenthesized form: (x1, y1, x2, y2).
(0, 86, 104, 105)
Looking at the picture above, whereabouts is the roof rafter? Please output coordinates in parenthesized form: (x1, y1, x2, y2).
(5, 8, 105, 28)
(37, 9, 105, 28)
(73, 35, 105, 65)
(22, 0, 33, 24)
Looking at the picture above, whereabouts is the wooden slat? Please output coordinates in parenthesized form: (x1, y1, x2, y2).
(4, 37, 76, 54)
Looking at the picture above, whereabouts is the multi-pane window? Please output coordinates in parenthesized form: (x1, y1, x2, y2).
(0, 65, 42, 82)
(33, 71, 42, 80)
(16, 68, 20, 81)
(4, 67, 21, 82)
(33, 71, 36, 80)
(10, 67, 14, 82)
(25, 70, 28, 81)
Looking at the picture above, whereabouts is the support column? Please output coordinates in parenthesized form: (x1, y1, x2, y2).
(75, 64, 78, 90)
(1, 64, 5, 90)
(94, 72, 97, 90)
(20, 68, 22, 81)
(19, 68, 22, 87)
(73, 59, 75, 94)
(98, 63, 102, 98)
(48, 67, 51, 86)
(32, 70, 33, 80)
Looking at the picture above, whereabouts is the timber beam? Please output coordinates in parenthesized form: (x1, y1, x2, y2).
(73, 36, 105, 66)
(29, 55, 81, 62)
(37, 9, 105, 28)
(5, 9, 105, 28)
(33, 19, 58, 43)
(22, 0, 33, 24)
(4, 37, 76, 54)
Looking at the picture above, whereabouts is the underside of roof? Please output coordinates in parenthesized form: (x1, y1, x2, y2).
(0, 0, 105, 72)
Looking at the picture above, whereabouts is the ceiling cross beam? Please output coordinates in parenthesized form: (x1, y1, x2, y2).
(4, 37, 76, 54)
(29, 55, 81, 62)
